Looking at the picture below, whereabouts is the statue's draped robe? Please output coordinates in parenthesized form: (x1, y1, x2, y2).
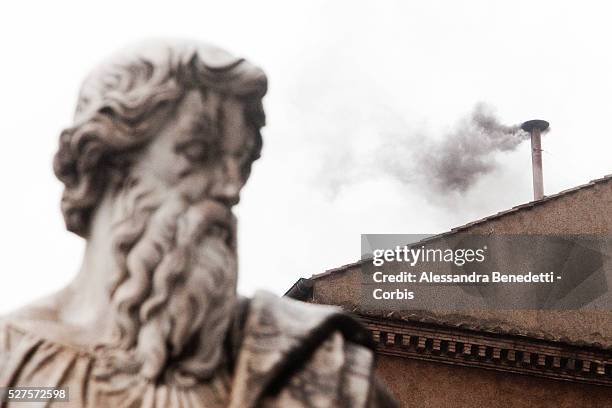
(0, 292, 397, 408)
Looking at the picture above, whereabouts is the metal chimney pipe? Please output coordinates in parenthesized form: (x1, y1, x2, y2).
(521, 119, 549, 201)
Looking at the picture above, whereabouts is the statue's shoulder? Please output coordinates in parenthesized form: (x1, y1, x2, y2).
(228, 291, 397, 408)
(0, 313, 32, 381)
(0, 296, 60, 339)
(0, 312, 30, 350)
(0, 295, 79, 357)
(0, 302, 57, 359)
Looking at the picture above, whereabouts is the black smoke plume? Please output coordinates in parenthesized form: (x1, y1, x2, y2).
(385, 103, 529, 193)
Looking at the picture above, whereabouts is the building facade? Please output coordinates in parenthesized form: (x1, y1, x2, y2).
(286, 174, 612, 407)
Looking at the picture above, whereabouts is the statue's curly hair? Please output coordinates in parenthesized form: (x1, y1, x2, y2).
(53, 40, 267, 237)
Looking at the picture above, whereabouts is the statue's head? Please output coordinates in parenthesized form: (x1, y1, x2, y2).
(55, 40, 266, 237)
(53, 40, 267, 383)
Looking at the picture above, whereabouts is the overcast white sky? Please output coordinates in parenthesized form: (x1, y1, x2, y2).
(1, 1, 611, 313)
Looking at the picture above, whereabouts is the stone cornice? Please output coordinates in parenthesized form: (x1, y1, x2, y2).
(360, 316, 612, 386)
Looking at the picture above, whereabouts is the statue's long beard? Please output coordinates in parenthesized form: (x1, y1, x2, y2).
(106, 182, 237, 384)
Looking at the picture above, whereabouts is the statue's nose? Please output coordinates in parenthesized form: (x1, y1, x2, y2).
(213, 184, 240, 207)
(211, 159, 242, 207)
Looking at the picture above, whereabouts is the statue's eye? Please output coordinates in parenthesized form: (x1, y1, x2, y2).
(176, 139, 213, 163)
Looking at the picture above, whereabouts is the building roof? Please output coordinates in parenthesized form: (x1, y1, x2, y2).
(285, 173, 612, 350)
(305, 173, 612, 282)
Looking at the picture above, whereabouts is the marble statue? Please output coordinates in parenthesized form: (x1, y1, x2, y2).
(0, 40, 397, 408)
